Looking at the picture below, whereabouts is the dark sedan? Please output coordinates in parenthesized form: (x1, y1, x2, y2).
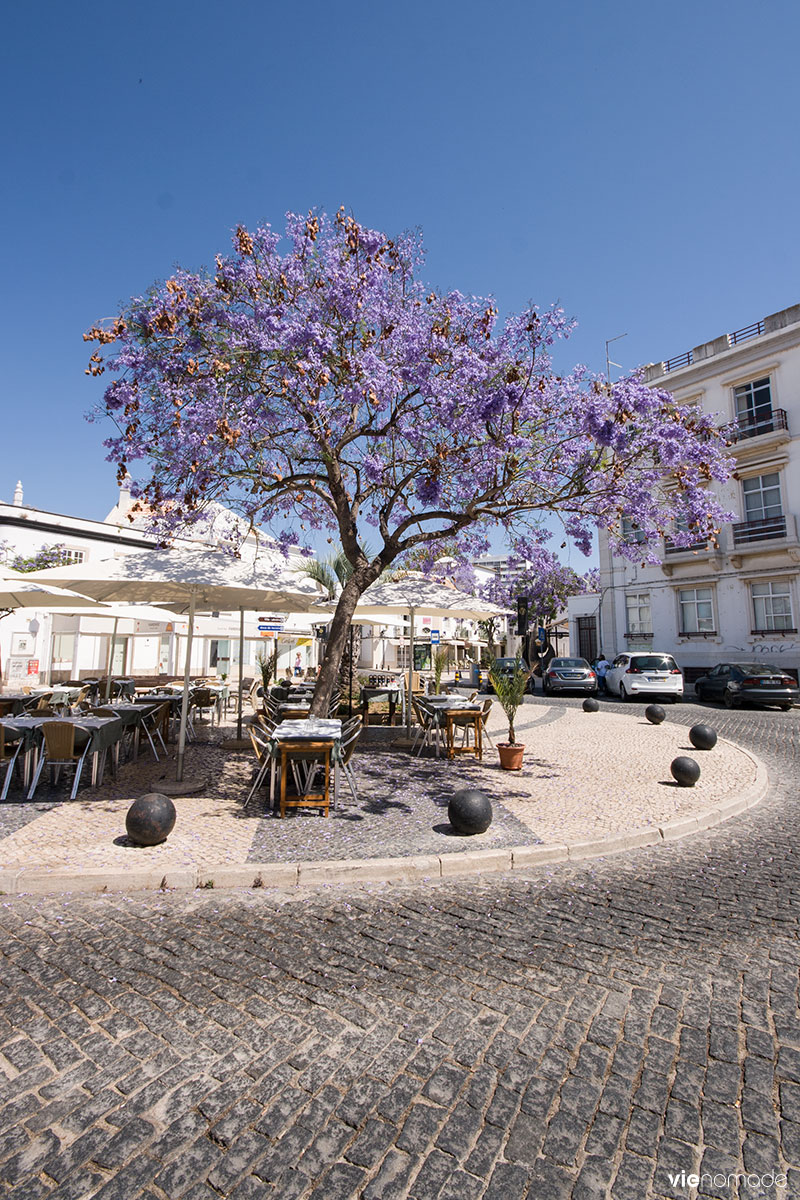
(542, 657, 598, 695)
(694, 662, 799, 710)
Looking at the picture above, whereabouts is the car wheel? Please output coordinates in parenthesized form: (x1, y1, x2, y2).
(619, 684, 629, 701)
(781, 704, 792, 712)
(695, 685, 705, 702)
(723, 690, 738, 710)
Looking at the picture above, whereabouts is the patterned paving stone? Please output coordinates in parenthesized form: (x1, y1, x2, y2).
(0, 699, 797, 1197)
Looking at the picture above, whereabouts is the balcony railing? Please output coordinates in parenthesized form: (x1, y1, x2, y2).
(726, 407, 788, 443)
(732, 515, 787, 545)
(678, 629, 718, 638)
(663, 350, 693, 372)
(729, 320, 765, 345)
(751, 627, 797, 636)
(624, 629, 653, 640)
(664, 538, 712, 556)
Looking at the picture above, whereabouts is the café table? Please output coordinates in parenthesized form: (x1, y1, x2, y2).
(359, 684, 403, 728)
(414, 696, 483, 759)
(268, 718, 342, 814)
(0, 714, 124, 798)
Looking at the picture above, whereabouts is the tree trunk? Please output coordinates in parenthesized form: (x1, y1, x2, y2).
(309, 569, 380, 717)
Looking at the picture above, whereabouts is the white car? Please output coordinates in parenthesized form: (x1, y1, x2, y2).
(605, 652, 684, 703)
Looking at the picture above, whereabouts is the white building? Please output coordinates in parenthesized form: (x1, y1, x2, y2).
(0, 482, 318, 687)
(597, 303, 800, 685)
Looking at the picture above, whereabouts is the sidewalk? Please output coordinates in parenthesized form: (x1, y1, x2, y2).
(0, 701, 766, 895)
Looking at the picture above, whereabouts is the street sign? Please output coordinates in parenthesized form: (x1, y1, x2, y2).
(430, 630, 440, 644)
(258, 624, 283, 632)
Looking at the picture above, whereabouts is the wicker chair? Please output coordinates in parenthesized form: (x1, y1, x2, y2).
(27, 722, 92, 800)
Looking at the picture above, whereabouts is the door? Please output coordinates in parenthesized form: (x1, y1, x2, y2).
(111, 637, 129, 676)
(577, 617, 597, 664)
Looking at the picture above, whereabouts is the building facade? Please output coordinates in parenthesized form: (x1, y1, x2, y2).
(597, 303, 800, 683)
(0, 482, 318, 686)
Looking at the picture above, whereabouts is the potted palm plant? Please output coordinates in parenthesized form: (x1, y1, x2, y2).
(489, 653, 530, 770)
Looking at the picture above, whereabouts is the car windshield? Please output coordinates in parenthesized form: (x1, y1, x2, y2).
(553, 659, 587, 668)
(735, 664, 783, 675)
(495, 658, 527, 669)
(631, 655, 679, 671)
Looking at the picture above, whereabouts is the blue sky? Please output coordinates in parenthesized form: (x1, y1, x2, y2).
(2, 0, 798, 569)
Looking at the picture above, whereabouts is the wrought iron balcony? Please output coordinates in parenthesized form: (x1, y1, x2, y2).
(726, 407, 788, 443)
(750, 626, 797, 636)
(664, 537, 713, 556)
(732, 515, 787, 545)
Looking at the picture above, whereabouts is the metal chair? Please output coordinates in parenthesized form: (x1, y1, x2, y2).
(27, 722, 92, 800)
(410, 697, 438, 757)
(189, 687, 215, 727)
(245, 726, 274, 805)
(0, 727, 24, 800)
(335, 716, 363, 805)
(480, 697, 495, 750)
(140, 702, 169, 762)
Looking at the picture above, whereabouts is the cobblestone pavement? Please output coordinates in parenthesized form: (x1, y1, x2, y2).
(0, 698, 798, 1199)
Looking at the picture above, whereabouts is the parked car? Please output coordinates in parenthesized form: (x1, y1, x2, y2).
(694, 663, 799, 710)
(485, 657, 534, 694)
(605, 652, 684, 702)
(542, 657, 597, 695)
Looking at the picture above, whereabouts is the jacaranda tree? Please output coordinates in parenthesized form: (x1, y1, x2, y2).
(482, 551, 600, 625)
(87, 209, 732, 714)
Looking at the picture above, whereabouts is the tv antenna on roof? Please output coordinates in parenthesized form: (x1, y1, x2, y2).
(605, 333, 628, 383)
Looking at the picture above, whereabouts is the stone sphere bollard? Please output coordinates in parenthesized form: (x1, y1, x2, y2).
(689, 724, 717, 751)
(582, 697, 600, 713)
(448, 789, 493, 835)
(670, 756, 700, 787)
(126, 793, 177, 846)
(645, 704, 666, 725)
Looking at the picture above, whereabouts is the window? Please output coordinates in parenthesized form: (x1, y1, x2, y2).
(734, 377, 772, 434)
(625, 593, 651, 635)
(679, 587, 715, 634)
(51, 633, 75, 666)
(751, 581, 794, 632)
(59, 547, 86, 565)
(742, 472, 783, 523)
(621, 518, 646, 544)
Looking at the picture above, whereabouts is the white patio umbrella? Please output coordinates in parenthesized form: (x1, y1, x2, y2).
(318, 577, 510, 737)
(0, 570, 99, 610)
(48, 604, 189, 698)
(28, 546, 323, 782)
(0, 570, 106, 683)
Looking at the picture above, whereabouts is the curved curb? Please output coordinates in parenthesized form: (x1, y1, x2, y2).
(0, 739, 769, 898)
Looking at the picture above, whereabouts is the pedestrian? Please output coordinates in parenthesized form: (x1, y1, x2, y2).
(294, 652, 302, 677)
(595, 652, 611, 695)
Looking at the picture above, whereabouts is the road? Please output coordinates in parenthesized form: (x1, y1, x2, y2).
(0, 696, 798, 1199)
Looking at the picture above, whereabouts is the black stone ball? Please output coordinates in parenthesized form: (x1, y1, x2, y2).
(126, 793, 177, 846)
(645, 704, 666, 725)
(448, 789, 493, 835)
(670, 756, 700, 787)
(689, 723, 718, 751)
(582, 697, 600, 713)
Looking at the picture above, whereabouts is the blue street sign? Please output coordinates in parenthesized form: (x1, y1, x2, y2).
(430, 630, 440, 644)
(258, 624, 283, 632)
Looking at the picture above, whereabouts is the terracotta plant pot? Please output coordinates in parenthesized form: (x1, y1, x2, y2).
(497, 742, 525, 770)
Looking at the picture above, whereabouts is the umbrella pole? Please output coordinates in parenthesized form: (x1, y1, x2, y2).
(104, 618, 119, 701)
(406, 605, 415, 739)
(176, 592, 197, 783)
(236, 606, 245, 741)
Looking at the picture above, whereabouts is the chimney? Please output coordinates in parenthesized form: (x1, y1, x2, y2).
(12, 480, 23, 507)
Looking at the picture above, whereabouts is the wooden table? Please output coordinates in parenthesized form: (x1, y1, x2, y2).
(269, 718, 342, 815)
